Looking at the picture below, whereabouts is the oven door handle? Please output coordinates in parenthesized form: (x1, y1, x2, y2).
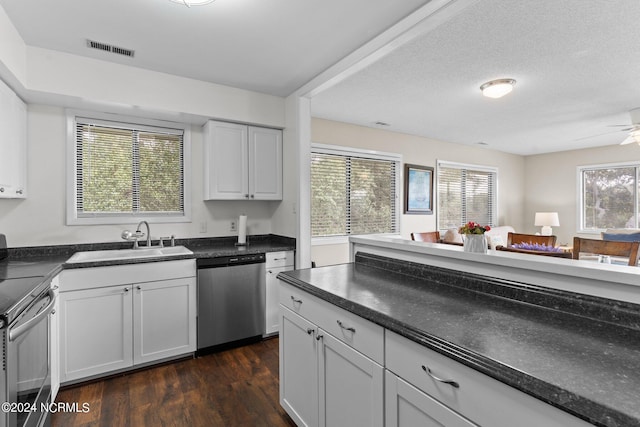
(9, 289, 56, 342)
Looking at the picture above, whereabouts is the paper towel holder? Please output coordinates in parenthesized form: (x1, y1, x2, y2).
(236, 214, 248, 246)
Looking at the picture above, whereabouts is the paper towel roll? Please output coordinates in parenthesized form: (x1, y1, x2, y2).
(238, 214, 247, 245)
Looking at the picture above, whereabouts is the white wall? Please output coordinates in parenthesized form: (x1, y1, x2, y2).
(310, 118, 526, 266)
(524, 143, 640, 246)
(0, 105, 283, 247)
(0, 17, 294, 247)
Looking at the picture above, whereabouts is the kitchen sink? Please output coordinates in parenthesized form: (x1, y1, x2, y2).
(66, 246, 193, 263)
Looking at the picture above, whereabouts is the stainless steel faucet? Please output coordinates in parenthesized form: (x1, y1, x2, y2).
(136, 221, 152, 248)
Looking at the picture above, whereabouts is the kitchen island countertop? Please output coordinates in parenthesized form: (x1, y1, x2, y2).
(278, 251, 640, 427)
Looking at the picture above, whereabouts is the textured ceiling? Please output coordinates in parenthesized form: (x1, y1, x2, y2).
(0, 0, 430, 96)
(311, 0, 640, 155)
(2, 0, 640, 156)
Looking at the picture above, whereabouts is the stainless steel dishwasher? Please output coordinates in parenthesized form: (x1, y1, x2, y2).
(197, 253, 265, 353)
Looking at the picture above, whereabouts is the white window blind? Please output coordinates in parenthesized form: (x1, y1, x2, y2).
(74, 117, 185, 220)
(311, 145, 400, 238)
(437, 161, 497, 229)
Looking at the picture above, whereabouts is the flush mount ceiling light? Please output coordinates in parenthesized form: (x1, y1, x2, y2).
(168, 0, 215, 7)
(480, 78, 516, 99)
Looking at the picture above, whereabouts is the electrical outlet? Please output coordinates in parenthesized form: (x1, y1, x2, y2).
(199, 221, 207, 233)
(230, 220, 237, 232)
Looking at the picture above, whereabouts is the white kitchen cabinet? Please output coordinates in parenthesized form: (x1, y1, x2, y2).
(265, 251, 294, 336)
(385, 370, 477, 427)
(279, 281, 384, 427)
(318, 329, 384, 427)
(50, 276, 60, 402)
(58, 260, 196, 383)
(203, 120, 282, 200)
(280, 306, 318, 427)
(59, 285, 134, 383)
(133, 278, 196, 364)
(385, 330, 592, 427)
(0, 78, 27, 198)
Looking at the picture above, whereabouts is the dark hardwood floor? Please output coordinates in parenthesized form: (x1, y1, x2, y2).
(52, 338, 297, 427)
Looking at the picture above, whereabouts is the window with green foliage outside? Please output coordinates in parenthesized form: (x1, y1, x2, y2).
(73, 118, 185, 221)
(311, 146, 399, 238)
(579, 164, 640, 231)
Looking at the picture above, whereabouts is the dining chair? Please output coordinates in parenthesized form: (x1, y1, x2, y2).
(572, 237, 640, 266)
(507, 232, 557, 247)
(411, 231, 441, 243)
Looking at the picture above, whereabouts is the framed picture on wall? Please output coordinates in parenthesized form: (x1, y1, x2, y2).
(404, 163, 434, 215)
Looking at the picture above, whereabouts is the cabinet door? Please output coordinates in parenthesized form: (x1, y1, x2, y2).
(248, 126, 282, 200)
(0, 79, 27, 198)
(59, 286, 133, 383)
(318, 330, 384, 427)
(50, 278, 60, 401)
(279, 306, 319, 427)
(133, 277, 196, 365)
(265, 265, 293, 336)
(385, 370, 477, 427)
(203, 120, 248, 200)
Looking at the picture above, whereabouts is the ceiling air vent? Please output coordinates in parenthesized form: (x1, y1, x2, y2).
(86, 39, 135, 58)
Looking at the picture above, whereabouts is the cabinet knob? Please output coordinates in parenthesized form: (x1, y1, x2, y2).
(315, 333, 324, 341)
(306, 328, 314, 335)
(0, 188, 4, 193)
(250, 194, 255, 199)
(137, 286, 142, 290)
(245, 194, 249, 199)
(124, 287, 129, 293)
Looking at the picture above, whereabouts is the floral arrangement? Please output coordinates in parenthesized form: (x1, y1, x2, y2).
(511, 242, 563, 253)
(458, 221, 491, 235)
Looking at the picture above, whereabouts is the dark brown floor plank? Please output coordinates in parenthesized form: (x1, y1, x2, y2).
(52, 338, 296, 427)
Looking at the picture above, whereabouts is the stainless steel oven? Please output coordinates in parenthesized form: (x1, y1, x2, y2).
(1, 277, 55, 427)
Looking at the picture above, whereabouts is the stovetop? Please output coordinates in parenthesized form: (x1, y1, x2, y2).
(0, 276, 51, 327)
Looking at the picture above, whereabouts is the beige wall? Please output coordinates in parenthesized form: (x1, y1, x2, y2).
(524, 143, 640, 246)
(311, 118, 526, 266)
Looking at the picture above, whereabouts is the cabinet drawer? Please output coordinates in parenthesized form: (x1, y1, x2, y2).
(385, 331, 591, 427)
(279, 281, 383, 364)
(266, 251, 294, 268)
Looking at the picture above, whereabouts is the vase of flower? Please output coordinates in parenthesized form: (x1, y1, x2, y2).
(459, 222, 490, 254)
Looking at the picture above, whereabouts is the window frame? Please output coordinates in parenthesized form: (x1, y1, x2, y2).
(311, 143, 401, 245)
(577, 161, 640, 234)
(436, 160, 498, 230)
(66, 110, 192, 225)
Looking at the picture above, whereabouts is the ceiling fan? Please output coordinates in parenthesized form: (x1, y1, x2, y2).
(574, 108, 640, 145)
(615, 108, 640, 146)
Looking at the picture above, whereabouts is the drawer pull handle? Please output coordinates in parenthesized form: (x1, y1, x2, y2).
(336, 320, 356, 333)
(291, 296, 303, 304)
(422, 365, 459, 388)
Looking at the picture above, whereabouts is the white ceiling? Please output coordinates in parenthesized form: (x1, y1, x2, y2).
(2, 0, 640, 156)
(312, 0, 640, 155)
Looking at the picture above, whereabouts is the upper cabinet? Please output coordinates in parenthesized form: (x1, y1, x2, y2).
(0, 79, 27, 199)
(203, 120, 282, 200)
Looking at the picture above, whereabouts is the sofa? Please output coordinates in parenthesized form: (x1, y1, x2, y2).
(441, 225, 515, 249)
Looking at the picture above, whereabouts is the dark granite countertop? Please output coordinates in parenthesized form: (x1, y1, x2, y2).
(0, 234, 295, 305)
(278, 252, 640, 427)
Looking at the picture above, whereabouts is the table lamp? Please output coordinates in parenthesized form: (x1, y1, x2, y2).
(534, 212, 559, 236)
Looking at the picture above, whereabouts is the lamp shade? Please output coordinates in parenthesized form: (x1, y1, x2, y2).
(534, 212, 560, 227)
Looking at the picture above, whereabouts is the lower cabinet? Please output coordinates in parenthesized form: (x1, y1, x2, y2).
(265, 251, 294, 336)
(385, 371, 477, 427)
(279, 282, 595, 427)
(59, 275, 196, 383)
(279, 281, 384, 427)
